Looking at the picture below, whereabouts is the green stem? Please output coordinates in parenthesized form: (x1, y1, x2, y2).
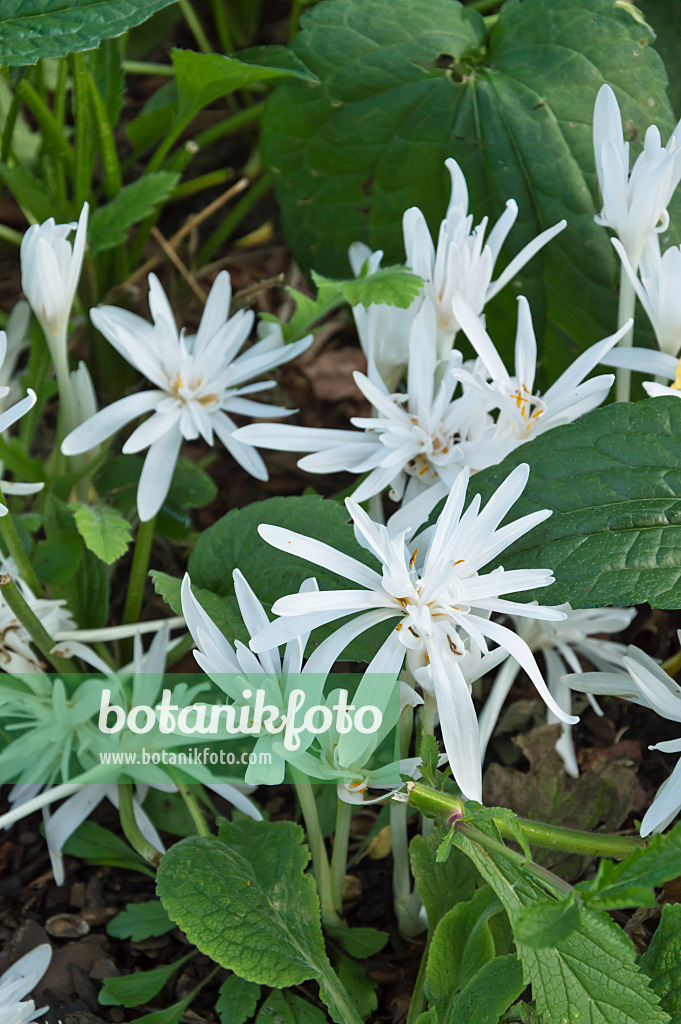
(615, 265, 636, 403)
(331, 798, 352, 911)
(86, 67, 123, 198)
(71, 54, 92, 213)
(0, 88, 22, 163)
(117, 782, 162, 868)
(406, 943, 429, 1024)
(211, 0, 235, 53)
(14, 76, 75, 174)
(456, 820, 573, 896)
(171, 772, 211, 836)
(179, 0, 213, 53)
(0, 224, 22, 247)
(122, 60, 175, 76)
(122, 516, 157, 627)
(196, 171, 272, 265)
(406, 783, 645, 859)
(0, 573, 77, 673)
(172, 168, 233, 199)
(468, 0, 504, 10)
(290, 766, 342, 926)
(0, 488, 43, 596)
(52, 58, 68, 203)
(289, 0, 303, 38)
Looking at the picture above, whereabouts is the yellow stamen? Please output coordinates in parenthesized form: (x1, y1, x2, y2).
(409, 549, 418, 569)
(672, 357, 681, 391)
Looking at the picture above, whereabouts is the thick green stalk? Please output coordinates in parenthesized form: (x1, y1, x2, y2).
(71, 54, 92, 208)
(117, 782, 162, 868)
(0, 573, 76, 673)
(331, 798, 352, 912)
(172, 773, 211, 836)
(122, 516, 157, 627)
(406, 782, 646, 859)
(455, 820, 573, 896)
(0, 487, 43, 596)
(615, 266, 636, 403)
(290, 766, 342, 926)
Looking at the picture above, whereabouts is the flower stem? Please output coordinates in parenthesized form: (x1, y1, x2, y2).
(179, 0, 213, 53)
(615, 264, 636, 403)
(391, 798, 424, 937)
(290, 766, 342, 926)
(117, 782, 162, 868)
(406, 782, 645, 859)
(331, 798, 352, 912)
(0, 488, 43, 596)
(455, 820, 573, 896)
(0, 573, 77, 673)
(122, 516, 157, 627)
(171, 773, 211, 836)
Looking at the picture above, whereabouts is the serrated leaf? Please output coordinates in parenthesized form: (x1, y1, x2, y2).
(641, 904, 681, 1016)
(578, 823, 681, 911)
(0, 0, 179, 65)
(71, 502, 132, 565)
(514, 897, 581, 949)
(89, 172, 180, 254)
(311, 266, 423, 310)
(262, 0, 681, 370)
(410, 824, 479, 932)
(99, 954, 192, 1007)
(216, 975, 261, 1024)
(462, 397, 681, 609)
(453, 827, 670, 1024)
(107, 900, 175, 941)
(156, 818, 361, 1024)
(425, 887, 498, 1017)
(449, 953, 525, 1024)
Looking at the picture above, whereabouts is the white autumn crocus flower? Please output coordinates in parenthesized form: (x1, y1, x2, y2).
(233, 301, 495, 505)
(20, 204, 88, 434)
(593, 84, 681, 269)
(403, 157, 566, 357)
(565, 638, 681, 837)
(611, 235, 681, 357)
(0, 943, 52, 1024)
(450, 294, 630, 467)
(250, 463, 575, 801)
(347, 241, 418, 389)
(479, 604, 635, 778)
(61, 271, 313, 521)
(0, 331, 38, 512)
(598, 344, 681, 398)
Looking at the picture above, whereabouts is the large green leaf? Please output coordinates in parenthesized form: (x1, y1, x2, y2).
(641, 904, 681, 1019)
(463, 396, 681, 610)
(262, 0, 681, 370)
(156, 819, 362, 1024)
(0, 0, 179, 65)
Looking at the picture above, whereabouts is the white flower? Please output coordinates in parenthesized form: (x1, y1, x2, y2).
(598, 343, 681, 398)
(0, 331, 38, 513)
(61, 271, 313, 521)
(0, 943, 52, 1024)
(0, 300, 31, 402)
(403, 157, 566, 356)
(249, 463, 575, 800)
(565, 639, 681, 836)
(612, 235, 681, 357)
(20, 203, 88, 340)
(348, 242, 418, 389)
(450, 294, 629, 465)
(233, 301, 494, 504)
(479, 604, 635, 777)
(593, 84, 681, 268)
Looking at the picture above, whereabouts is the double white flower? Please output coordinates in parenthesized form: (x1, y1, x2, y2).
(61, 272, 313, 521)
(403, 157, 566, 356)
(234, 301, 492, 505)
(593, 84, 681, 269)
(249, 463, 573, 802)
(0, 944, 52, 1024)
(566, 640, 681, 837)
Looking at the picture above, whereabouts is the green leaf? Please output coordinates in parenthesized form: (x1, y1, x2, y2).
(0, 162, 67, 222)
(410, 825, 479, 932)
(448, 954, 526, 1024)
(156, 818, 361, 1024)
(425, 886, 498, 1017)
(149, 570, 248, 646)
(88, 172, 180, 254)
(132, 993, 196, 1024)
(453, 827, 670, 1024)
(186, 495, 391, 662)
(311, 266, 423, 310)
(513, 897, 581, 949)
(463, 397, 681, 609)
(43, 496, 109, 627)
(262, 0, 680, 368)
(255, 989, 327, 1024)
(326, 926, 389, 958)
(71, 502, 132, 565)
(99, 954, 192, 1007)
(107, 900, 175, 941)
(62, 821, 154, 877)
(0, 0, 180, 65)
(577, 823, 681, 911)
(216, 975, 261, 1024)
(172, 47, 319, 121)
(167, 457, 218, 510)
(335, 953, 377, 1021)
(641, 904, 681, 1016)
